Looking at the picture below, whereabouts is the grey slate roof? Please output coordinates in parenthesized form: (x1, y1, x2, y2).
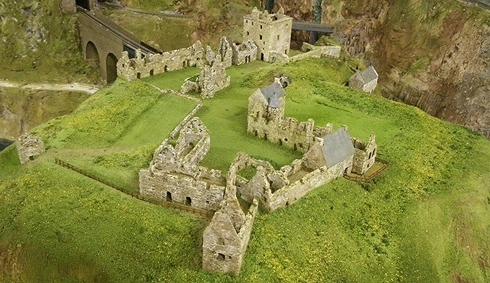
(260, 82, 284, 108)
(322, 129, 355, 167)
(359, 66, 378, 83)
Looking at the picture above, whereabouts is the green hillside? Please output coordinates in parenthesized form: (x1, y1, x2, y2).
(0, 57, 489, 282)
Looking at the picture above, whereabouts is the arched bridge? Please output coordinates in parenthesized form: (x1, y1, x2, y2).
(71, 0, 160, 83)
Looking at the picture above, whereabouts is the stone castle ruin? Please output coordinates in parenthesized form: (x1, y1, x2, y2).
(139, 117, 226, 211)
(139, 76, 378, 273)
(247, 78, 377, 181)
(202, 165, 259, 275)
(248, 77, 334, 153)
(243, 7, 292, 62)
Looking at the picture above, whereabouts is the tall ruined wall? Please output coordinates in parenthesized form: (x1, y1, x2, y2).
(16, 133, 45, 164)
(197, 56, 231, 99)
(232, 40, 258, 65)
(202, 199, 258, 275)
(139, 168, 225, 210)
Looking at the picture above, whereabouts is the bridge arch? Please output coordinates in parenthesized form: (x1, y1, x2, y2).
(86, 41, 99, 63)
(106, 53, 118, 84)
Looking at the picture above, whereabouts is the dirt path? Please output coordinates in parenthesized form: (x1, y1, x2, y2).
(0, 80, 99, 94)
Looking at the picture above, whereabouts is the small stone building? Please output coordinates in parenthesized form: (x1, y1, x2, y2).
(349, 66, 379, 93)
(243, 7, 292, 62)
(302, 127, 355, 173)
(351, 133, 377, 175)
(139, 117, 226, 211)
(16, 133, 45, 164)
(202, 190, 258, 275)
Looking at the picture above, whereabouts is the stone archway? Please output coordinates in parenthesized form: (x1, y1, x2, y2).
(86, 41, 99, 63)
(106, 53, 118, 84)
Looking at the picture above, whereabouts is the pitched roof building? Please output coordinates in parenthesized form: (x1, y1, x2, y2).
(349, 65, 379, 93)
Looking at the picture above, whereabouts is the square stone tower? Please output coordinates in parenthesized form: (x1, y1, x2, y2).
(243, 7, 292, 62)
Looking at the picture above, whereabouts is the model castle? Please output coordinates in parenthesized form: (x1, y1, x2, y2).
(16, 8, 381, 276)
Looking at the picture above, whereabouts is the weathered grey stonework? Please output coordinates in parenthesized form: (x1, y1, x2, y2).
(139, 117, 226, 210)
(59, 0, 76, 14)
(16, 133, 45, 164)
(352, 133, 377, 175)
(323, 45, 342, 59)
(202, 196, 258, 275)
(247, 78, 333, 152)
(243, 7, 292, 62)
(117, 41, 205, 81)
(231, 40, 258, 65)
(197, 55, 231, 99)
(218, 37, 233, 69)
(230, 145, 352, 212)
(349, 66, 378, 93)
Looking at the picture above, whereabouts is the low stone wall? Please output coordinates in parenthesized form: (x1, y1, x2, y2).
(268, 44, 341, 64)
(266, 157, 352, 211)
(139, 169, 225, 211)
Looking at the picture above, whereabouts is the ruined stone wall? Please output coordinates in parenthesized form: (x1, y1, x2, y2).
(202, 198, 258, 275)
(243, 8, 292, 62)
(218, 37, 233, 69)
(322, 46, 341, 59)
(266, 157, 352, 211)
(232, 40, 258, 65)
(351, 133, 377, 175)
(197, 56, 231, 99)
(139, 117, 226, 211)
(139, 169, 225, 210)
(117, 41, 204, 81)
(248, 88, 333, 153)
(16, 133, 45, 164)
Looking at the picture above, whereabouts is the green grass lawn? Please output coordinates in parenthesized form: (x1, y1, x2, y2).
(142, 67, 200, 91)
(1, 57, 489, 282)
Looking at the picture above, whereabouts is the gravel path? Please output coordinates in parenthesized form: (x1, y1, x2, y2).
(0, 80, 99, 94)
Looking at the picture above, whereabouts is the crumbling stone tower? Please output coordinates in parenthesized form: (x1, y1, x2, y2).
(243, 7, 292, 62)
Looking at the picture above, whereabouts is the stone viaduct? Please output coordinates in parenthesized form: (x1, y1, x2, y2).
(61, 0, 160, 83)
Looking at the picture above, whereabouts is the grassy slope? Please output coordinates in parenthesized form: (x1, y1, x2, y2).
(0, 57, 489, 282)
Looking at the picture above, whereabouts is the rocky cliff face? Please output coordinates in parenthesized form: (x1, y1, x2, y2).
(0, 89, 89, 141)
(276, 0, 490, 138)
(0, 0, 97, 82)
